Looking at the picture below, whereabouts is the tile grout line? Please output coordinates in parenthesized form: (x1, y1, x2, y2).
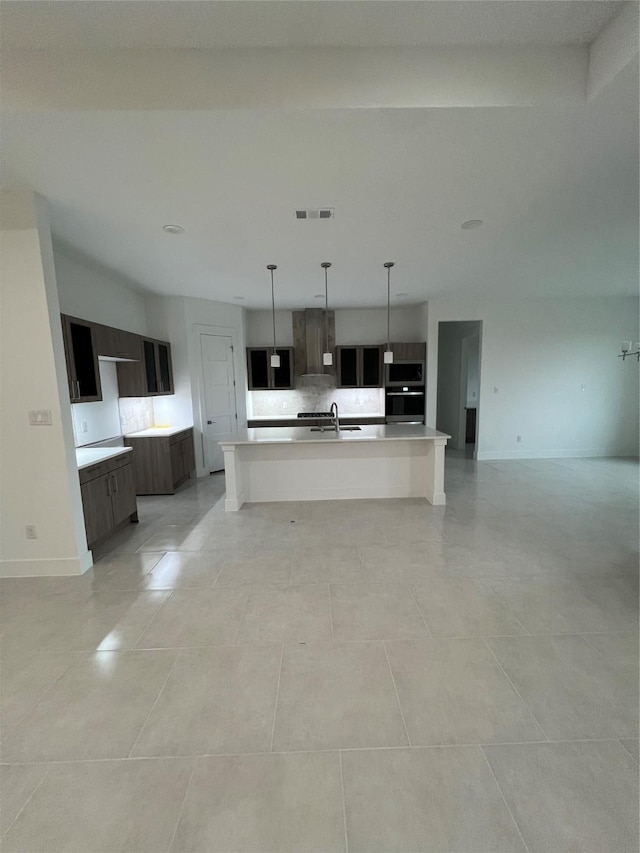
(482, 639, 550, 743)
(231, 585, 255, 645)
(126, 649, 182, 759)
(166, 757, 198, 853)
(1, 736, 631, 767)
(479, 578, 532, 635)
(328, 583, 335, 642)
(382, 641, 412, 747)
(479, 745, 531, 853)
(269, 643, 285, 753)
(578, 632, 636, 685)
(0, 766, 50, 840)
(338, 750, 349, 853)
(129, 589, 175, 648)
(405, 581, 433, 638)
(618, 738, 640, 761)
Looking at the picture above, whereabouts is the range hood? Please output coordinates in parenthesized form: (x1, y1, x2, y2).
(292, 308, 336, 385)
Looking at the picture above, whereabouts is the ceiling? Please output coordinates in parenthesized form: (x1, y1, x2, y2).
(1, 2, 637, 309)
(0, 1, 625, 49)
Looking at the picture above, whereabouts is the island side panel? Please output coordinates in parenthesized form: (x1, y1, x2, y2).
(233, 439, 439, 504)
(424, 438, 447, 505)
(221, 444, 246, 511)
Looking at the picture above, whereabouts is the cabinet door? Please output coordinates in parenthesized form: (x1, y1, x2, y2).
(337, 347, 358, 388)
(63, 316, 102, 402)
(95, 324, 142, 361)
(361, 346, 383, 387)
(271, 348, 294, 389)
(170, 441, 185, 487)
(157, 342, 173, 394)
(182, 434, 196, 475)
(81, 476, 114, 546)
(247, 349, 269, 390)
(110, 463, 137, 527)
(143, 339, 160, 393)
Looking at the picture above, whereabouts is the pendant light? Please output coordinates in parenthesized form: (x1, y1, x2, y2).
(267, 264, 280, 368)
(321, 262, 333, 366)
(384, 262, 394, 364)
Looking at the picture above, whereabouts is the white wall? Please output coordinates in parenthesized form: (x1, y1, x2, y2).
(246, 305, 426, 347)
(54, 248, 148, 333)
(0, 193, 91, 576)
(427, 296, 639, 459)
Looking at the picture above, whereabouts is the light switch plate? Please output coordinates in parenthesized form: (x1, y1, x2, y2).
(28, 410, 52, 426)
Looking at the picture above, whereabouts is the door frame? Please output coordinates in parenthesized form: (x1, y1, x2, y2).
(193, 324, 242, 476)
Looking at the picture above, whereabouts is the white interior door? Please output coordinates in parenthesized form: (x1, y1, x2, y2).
(200, 334, 237, 472)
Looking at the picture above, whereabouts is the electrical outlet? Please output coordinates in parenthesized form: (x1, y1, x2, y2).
(25, 525, 37, 539)
(516, 435, 522, 443)
(580, 384, 586, 392)
(81, 421, 88, 433)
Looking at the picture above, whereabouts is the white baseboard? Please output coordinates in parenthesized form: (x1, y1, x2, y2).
(476, 449, 639, 461)
(0, 555, 92, 578)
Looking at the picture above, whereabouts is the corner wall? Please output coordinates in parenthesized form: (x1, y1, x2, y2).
(0, 193, 92, 576)
(427, 296, 639, 459)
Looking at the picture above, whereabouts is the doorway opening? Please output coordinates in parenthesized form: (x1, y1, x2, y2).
(436, 321, 482, 459)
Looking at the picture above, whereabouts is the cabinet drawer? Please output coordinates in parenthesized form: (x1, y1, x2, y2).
(78, 453, 132, 485)
(169, 428, 193, 445)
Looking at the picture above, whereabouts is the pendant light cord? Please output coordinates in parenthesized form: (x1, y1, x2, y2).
(270, 266, 277, 356)
(325, 266, 329, 352)
(384, 261, 394, 355)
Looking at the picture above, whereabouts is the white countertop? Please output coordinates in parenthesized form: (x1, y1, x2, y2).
(219, 424, 449, 446)
(76, 446, 132, 470)
(124, 426, 193, 438)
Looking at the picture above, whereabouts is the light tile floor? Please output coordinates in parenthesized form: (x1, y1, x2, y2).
(1, 455, 638, 852)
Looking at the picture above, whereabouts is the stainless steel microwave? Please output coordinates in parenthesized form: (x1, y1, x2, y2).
(385, 360, 425, 387)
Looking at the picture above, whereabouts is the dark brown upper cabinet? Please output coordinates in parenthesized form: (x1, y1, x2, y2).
(94, 323, 142, 362)
(336, 345, 383, 388)
(117, 337, 174, 397)
(246, 348, 294, 390)
(61, 315, 102, 403)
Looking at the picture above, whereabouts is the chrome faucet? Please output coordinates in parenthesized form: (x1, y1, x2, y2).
(330, 401, 340, 432)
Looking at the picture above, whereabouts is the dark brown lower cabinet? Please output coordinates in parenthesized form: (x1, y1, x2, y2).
(124, 428, 196, 495)
(79, 454, 138, 548)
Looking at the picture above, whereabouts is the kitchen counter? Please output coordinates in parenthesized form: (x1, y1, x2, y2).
(219, 424, 449, 511)
(75, 446, 132, 470)
(124, 426, 193, 438)
(220, 424, 447, 445)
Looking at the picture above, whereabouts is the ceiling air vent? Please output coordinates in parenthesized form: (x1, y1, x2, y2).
(295, 208, 334, 220)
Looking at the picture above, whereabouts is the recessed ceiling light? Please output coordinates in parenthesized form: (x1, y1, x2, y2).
(461, 219, 483, 230)
(162, 224, 184, 235)
(233, 296, 245, 301)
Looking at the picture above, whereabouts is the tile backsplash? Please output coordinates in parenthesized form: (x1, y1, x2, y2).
(249, 387, 384, 417)
(118, 397, 154, 434)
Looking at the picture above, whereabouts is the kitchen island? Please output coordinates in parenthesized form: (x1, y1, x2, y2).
(219, 424, 449, 511)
